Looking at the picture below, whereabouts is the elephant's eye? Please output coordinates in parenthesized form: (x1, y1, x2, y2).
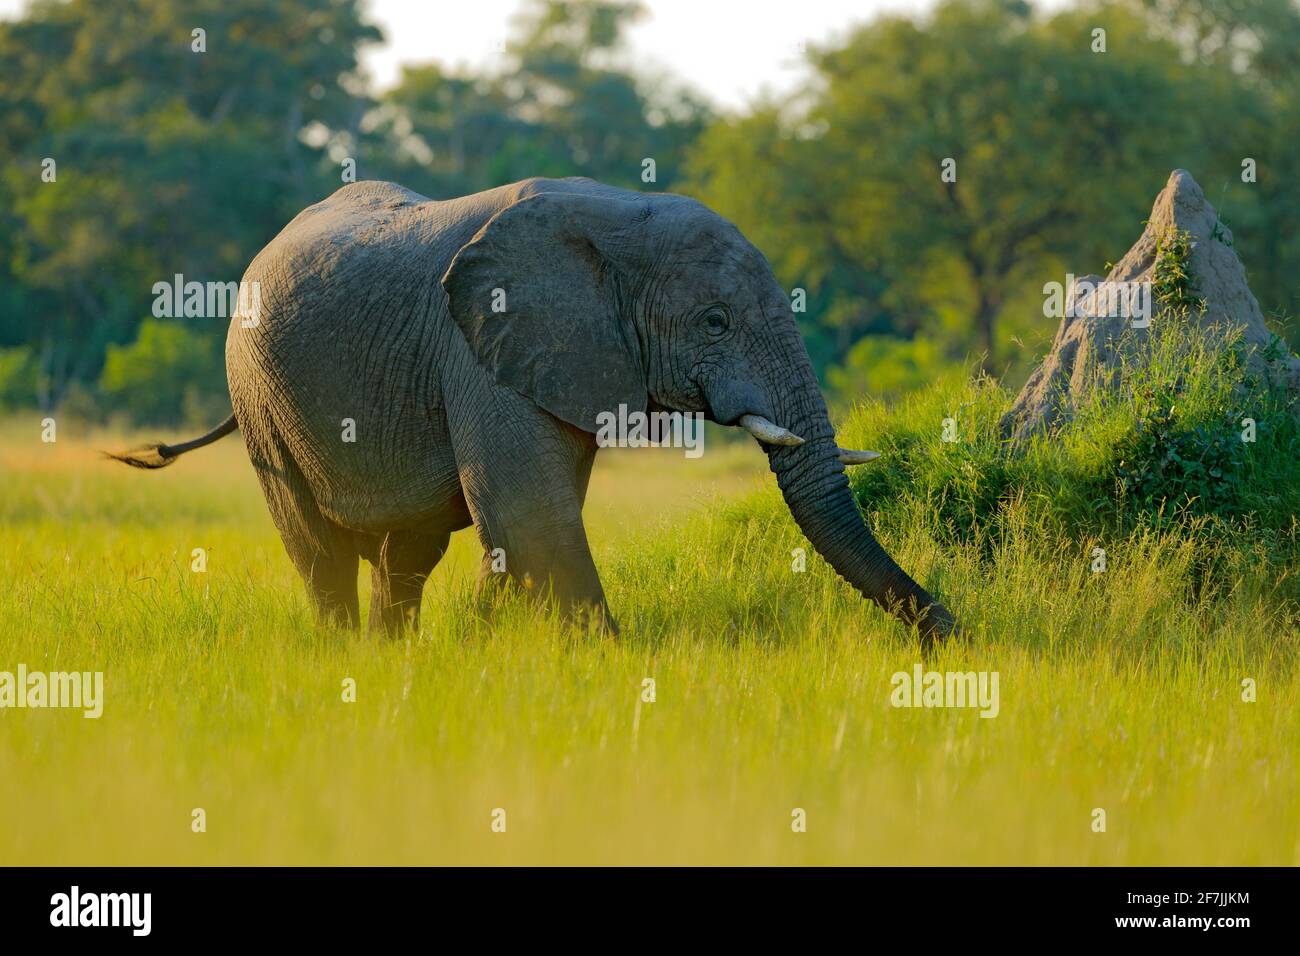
(702, 305, 731, 335)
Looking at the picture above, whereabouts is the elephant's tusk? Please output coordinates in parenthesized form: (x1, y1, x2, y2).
(838, 448, 881, 465)
(738, 414, 804, 446)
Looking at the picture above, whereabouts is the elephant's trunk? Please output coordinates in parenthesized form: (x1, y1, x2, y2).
(761, 341, 956, 643)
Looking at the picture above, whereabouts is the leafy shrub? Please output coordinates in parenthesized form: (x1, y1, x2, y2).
(827, 334, 961, 405)
(836, 321, 1300, 585)
(99, 319, 226, 426)
(0, 346, 38, 410)
(1112, 330, 1286, 518)
(1150, 228, 1206, 316)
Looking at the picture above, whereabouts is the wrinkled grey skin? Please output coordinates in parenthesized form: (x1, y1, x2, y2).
(115, 177, 956, 641)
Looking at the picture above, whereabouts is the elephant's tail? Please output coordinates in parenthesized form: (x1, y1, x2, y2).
(104, 413, 239, 469)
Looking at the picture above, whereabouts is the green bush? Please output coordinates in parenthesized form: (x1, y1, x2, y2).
(835, 321, 1300, 600)
(827, 335, 960, 407)
(1111, 329, 1295, 519)
(0, 346, 38, 410)
(99, 319, 226, 426)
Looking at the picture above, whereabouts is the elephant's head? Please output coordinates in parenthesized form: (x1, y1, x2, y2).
(442, 178, 956, 642)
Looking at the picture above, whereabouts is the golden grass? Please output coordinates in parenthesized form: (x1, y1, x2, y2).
(0, 418, 1295, 864)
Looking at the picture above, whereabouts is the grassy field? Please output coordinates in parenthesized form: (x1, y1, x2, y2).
(0, 404, 1296, 866)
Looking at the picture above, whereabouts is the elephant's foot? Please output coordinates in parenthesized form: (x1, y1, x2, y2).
(314, 593, 361, 630)
(367, 593, 422, 635)
(567, 600, 620, 638)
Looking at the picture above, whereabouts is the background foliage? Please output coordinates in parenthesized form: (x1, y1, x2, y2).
(2, 0, 1299, 423)
(1, 0, 1296, 867)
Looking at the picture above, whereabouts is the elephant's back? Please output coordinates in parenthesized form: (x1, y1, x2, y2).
(225, 182, 465, 531)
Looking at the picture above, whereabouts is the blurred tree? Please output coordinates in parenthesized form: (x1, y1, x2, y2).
(365, 0, 710, 196)
(686, 0, 1300, 390)
(1132, 0, 1300, 330)
(1, 0, 1297, 423)
(688, 0, 1218, 375)
(827, 335, 955, 407)
(0, 346, 38, 410)
(99, 318, 225, 425)
(369, 63, 531, 198)
(0, 0, 381, 411)
(504, 0, 708, 185)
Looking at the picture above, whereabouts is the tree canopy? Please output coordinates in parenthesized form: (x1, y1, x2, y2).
(686, 0, 1295, 378)
(1, 0, 1297, 422)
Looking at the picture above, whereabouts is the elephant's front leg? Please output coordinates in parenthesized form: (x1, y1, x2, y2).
(454, 395, 615, 634)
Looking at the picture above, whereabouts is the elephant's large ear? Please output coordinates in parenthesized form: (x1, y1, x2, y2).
(441, 191, 649, 433)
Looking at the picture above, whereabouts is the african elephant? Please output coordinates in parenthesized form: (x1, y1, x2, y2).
(112, 177, 956, 642)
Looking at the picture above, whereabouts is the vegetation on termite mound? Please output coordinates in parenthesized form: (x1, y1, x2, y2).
(838, 217, 1297, 557)
(1150, 227, 1206, 318)
(824, 319, 1300, 613)
(853, 331, 1295, 521)
(1110, 331, 1295, 521)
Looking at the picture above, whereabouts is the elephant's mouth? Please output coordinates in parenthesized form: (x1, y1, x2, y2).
(695, 370, 779, 429)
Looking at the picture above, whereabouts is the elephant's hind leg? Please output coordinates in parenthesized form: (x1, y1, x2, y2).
(365, 530, 449, 634)
(303, 527, 361, 628)
(461, 441, 615, 633)
(244, 427, 360, 628)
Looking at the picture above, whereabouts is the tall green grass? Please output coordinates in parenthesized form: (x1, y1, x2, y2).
(845, 322, 1300, 607)
(0, 322, 1296, 864)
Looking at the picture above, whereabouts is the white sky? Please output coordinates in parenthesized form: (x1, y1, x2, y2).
(0, 0, 945, 109)
(358, 0, 936, 109)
